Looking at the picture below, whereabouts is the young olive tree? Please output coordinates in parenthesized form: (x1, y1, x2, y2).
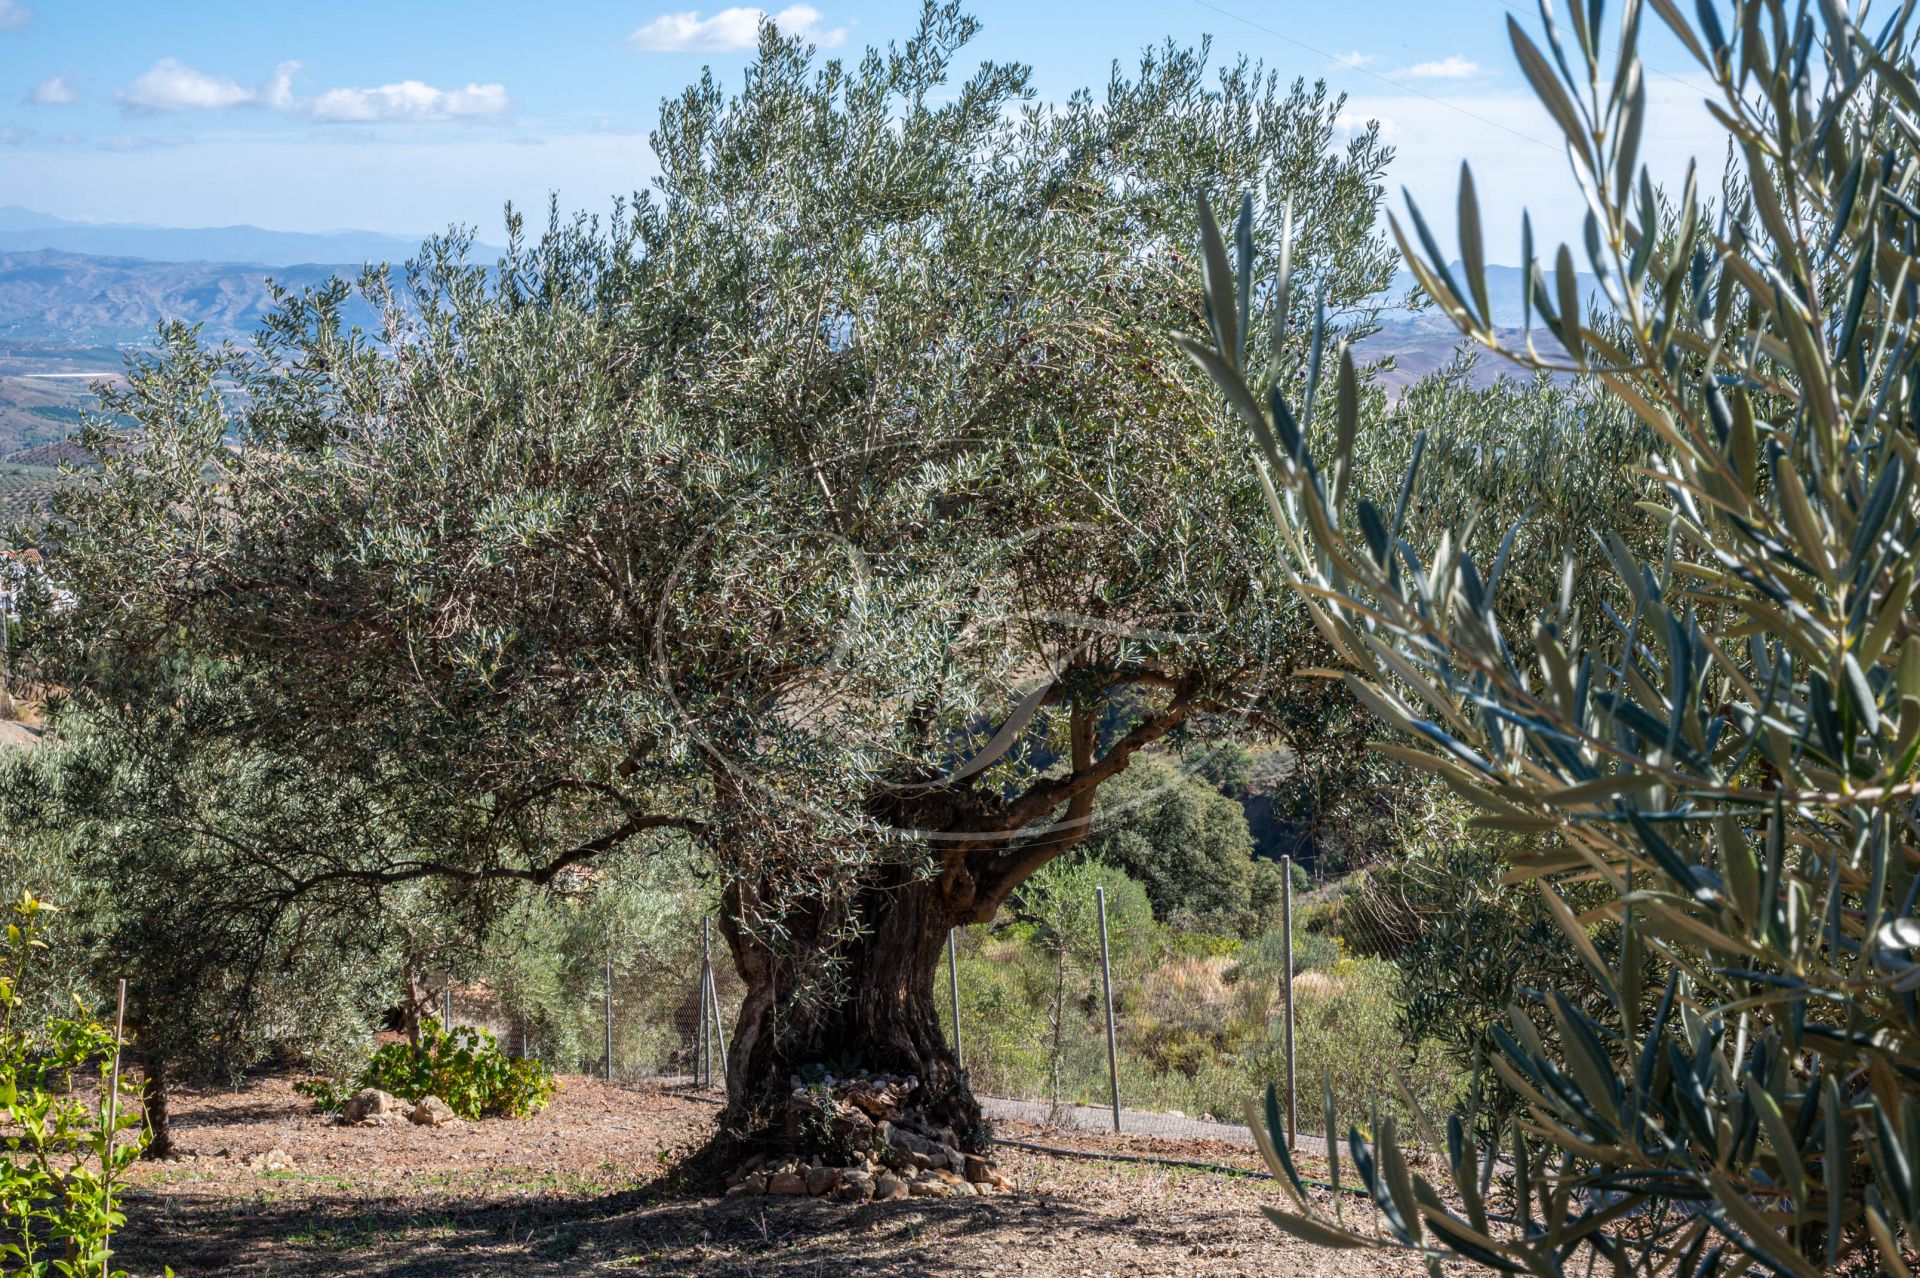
(1188, 0, 1920, 1273)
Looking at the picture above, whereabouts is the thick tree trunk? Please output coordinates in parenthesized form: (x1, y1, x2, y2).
(140, 1056, 172, 1160)
(709, 685, 1197, 1161)
(720, 864, 983, 1152)
(402, 968, 433, 1047)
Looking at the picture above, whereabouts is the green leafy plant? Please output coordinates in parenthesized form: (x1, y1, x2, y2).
(301, 1019, 555, 1122)
(1185, 0, 1920, 1272)
(0, 891, 147, 1278)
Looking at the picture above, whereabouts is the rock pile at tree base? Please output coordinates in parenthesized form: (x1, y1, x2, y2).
(724, 1070, 1012, 1199)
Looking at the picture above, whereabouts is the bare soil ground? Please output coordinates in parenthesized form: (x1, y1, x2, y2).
(116, 1074, 1422, 1277)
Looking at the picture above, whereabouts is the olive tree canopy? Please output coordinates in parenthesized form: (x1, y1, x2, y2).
(27, 3, 1396, 1143)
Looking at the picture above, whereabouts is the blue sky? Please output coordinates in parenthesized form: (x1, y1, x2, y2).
(0, 1, 1721, 258)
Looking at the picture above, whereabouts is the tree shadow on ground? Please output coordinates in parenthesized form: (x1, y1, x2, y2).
(116, 1178, 1201, 1277)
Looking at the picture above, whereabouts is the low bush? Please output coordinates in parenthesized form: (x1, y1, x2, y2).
(0, 891, 147, 1277)
(298, 1019, 556, 1121)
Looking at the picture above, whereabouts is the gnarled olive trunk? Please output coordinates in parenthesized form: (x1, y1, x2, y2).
(719, 863, 982, 1150)
(711, 693, 1193, 1156)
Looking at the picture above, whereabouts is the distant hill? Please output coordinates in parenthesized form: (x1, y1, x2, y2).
(0, 206, 479, 269)
(0, 461, 67, 524)
(1371, 260, 1608, 333)
(3, 440, 95, 468)
(0, 250, 380, 346)
(1356, 260, 1604, 391)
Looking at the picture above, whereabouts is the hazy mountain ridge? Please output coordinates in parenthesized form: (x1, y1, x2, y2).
(1371, 261, 1608, 334)
(0, 250, 379, 345)
(0, 206, 476, 269)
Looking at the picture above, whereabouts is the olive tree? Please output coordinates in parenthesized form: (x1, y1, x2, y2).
(25, 4, 1396, 1149)
(1188, 0, 1920, 1272)
(632, 5, 1401, 1141)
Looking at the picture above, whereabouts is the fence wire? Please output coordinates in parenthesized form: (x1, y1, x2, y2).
(447, 873, 1467, 1152)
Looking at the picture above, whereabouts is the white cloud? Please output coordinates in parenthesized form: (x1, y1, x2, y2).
(24, 75, 75, 106)
(626, 5, 846, 53)
(258, 62, 299, 112)
(0, 1, 33, 32)
(1326, 50, 1374, 71)
(1400, 56, 1483, 80)
(1337, 109, 1393, 140)
(116, 59, 508, 124)
(310, 81, 508, 123)
(119, 59, 258, 113)
(1338, 72, 1722, 255)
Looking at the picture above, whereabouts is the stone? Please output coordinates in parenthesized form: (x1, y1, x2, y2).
(245, 1147, 294, 1172)
(725, 1182, 758, 1198)
(805, 1166, 839, 1196)
(410, 1096, 457, 1127)
(874, 1173, 909, 1200)
(987, 1169, 1014, 1191)
(341, 1088, 407, 1125)
(767, 1171, 808, 1196)
(834, 1107, 876, 1144)
(909, 1178, 957, 1198)
(964, 1155, 992, 1183)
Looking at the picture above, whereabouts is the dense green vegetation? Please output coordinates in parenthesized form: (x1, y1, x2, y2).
(943, 856, 1465, 1130)
(297, 1020, 556, 1121)
(6, 2, 1410, 1152)
(0, 892, 145, 1277)
(10, 0, 1920, 1272)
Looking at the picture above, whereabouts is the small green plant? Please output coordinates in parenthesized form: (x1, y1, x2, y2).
(289, 1077, 349, 1114)
(0, 891, 148, 1277)
(300, 1019, 555, 1121)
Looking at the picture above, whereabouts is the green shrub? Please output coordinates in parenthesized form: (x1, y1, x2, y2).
(0, 891, 147, 1277)
(299, 1019, 555, 1121)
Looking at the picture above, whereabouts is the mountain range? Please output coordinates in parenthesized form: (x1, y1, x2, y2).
(0, 206, 474, 269)
(0, 207, 1612, 476)
(0, 249, 381, 346)
(1372, 262, 1609, 334)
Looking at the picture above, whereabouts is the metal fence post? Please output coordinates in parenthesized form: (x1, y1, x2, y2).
(102, 978, 126, 1278)
(946, 928, 964, 1070)
(1095, 885, 1121, 1133)
(443, 984, 453, 1029)
(603, 955, 614, 1083)
(701, 917, 714, 1088)
(704, 962, 730, 1083)
(1281, 853, 1297, 1149)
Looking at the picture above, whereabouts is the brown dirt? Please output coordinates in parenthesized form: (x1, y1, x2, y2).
(116, 1074, 1426, 1277)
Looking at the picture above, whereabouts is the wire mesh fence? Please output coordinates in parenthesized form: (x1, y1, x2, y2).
(445, 863, 1468, 1153)
(444, 923, 741, 1090)
(941, 859, 1469, 1149)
